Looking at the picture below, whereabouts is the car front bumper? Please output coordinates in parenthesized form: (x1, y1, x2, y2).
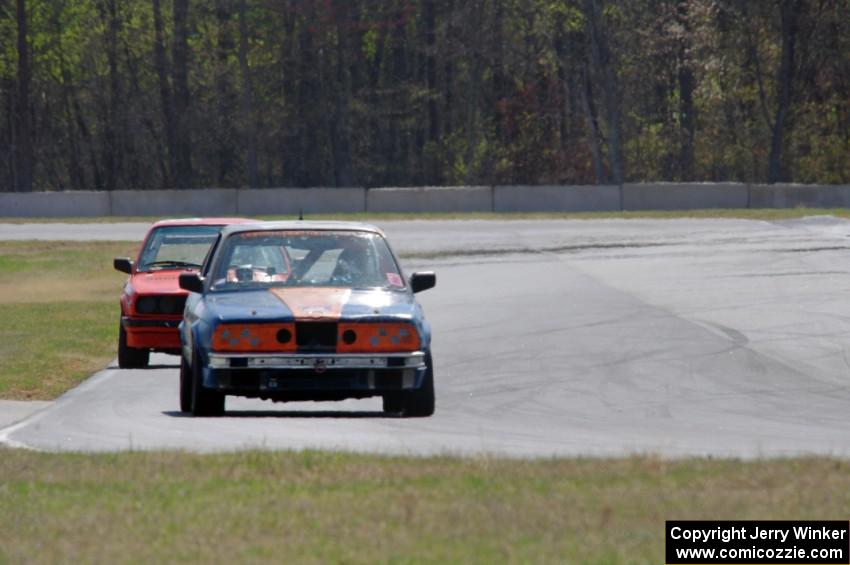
(122, 316, 181, 349)
(202, 352, 428, 397)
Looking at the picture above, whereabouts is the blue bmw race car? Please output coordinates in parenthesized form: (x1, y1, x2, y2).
(177, 221, 436, 417)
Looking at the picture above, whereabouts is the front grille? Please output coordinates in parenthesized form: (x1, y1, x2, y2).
(296, 322, 337, 352)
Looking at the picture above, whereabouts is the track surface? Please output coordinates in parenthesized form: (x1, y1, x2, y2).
(4, 217, 850, 457)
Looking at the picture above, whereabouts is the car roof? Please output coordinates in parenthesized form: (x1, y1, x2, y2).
(219, 221, 386, 238)
(149, 217, 255, 228)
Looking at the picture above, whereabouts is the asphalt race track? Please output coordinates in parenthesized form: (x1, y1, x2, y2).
(4, 217, 850, 457)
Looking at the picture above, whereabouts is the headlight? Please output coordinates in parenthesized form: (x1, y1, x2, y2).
(136, 296, 158, 314)
(134, 295, 185, 315)
(212, 323, 297, 353)
(159, 296, 179, 314)
(336, 323, 419, 353)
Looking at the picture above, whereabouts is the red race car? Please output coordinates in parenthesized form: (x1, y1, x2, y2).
(113, 218, 254, 368)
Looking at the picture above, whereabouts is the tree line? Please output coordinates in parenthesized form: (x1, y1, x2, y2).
(1, 0, 848, 192)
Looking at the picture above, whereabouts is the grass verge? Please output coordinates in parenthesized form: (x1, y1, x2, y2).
(1, 449, 848, 564)
(4, 207, 850, 223)
(0, 241, 134, 399)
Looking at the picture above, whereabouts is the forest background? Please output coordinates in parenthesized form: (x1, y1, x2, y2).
(1, 0, 848, 192)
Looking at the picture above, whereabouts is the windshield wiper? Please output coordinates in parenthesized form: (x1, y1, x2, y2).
(144, 260, 201, 270)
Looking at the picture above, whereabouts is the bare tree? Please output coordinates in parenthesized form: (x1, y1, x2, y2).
(329, 0, 355, 187)
(99, 0, 123, 190)
(172, 0, 193, 187)
(583, 0, 623, 184)
(237, 0, 258, 187)
(677, 0, 695, 180)
(152, 0, 176, 188)
(768, 0, 803, 183)
(14, 0, 33, 191)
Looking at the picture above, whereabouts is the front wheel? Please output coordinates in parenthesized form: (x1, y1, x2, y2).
(401, 352, 435, 417)
(382, 393, 404, 414)
(190, 351, 224, 417)
(179, 354, 193, 412)
(118, 323, 149, 369)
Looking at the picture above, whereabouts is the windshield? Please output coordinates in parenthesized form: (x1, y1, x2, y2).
(137, 225, 223, 272)
(210, 230, 404, 291)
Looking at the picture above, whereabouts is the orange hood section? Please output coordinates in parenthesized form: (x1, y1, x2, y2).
(269, 288, 352, 320)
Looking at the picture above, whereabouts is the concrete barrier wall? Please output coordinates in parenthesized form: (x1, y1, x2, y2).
(749, 184, 850, 208)
(0, 190, 111, 217)
(367, 186, 492, 213)
(109, 188, 238, 216)
(8, 183, 850, 217)
(237, 187, 366, 215)
(623, 183, 749, 210)
(494, 184, 620, 212)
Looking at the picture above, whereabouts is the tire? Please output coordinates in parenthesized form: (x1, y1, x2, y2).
(118, 323, 149, 369)
(179, 354, 193, 412)
(190, 351, 224, 417)
(382, 393, 404, 414)
(402, 352, 435, 417)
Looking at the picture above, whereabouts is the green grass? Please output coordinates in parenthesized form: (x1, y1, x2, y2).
(0, 241, 134, 399)
(1, 449, 848, 563)
(4, 207, 850, 223)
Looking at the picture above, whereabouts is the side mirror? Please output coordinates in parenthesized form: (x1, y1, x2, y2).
(114, 257, 133, 274)
(409, 272, 436, 293)
(179, 272, 205, 294)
